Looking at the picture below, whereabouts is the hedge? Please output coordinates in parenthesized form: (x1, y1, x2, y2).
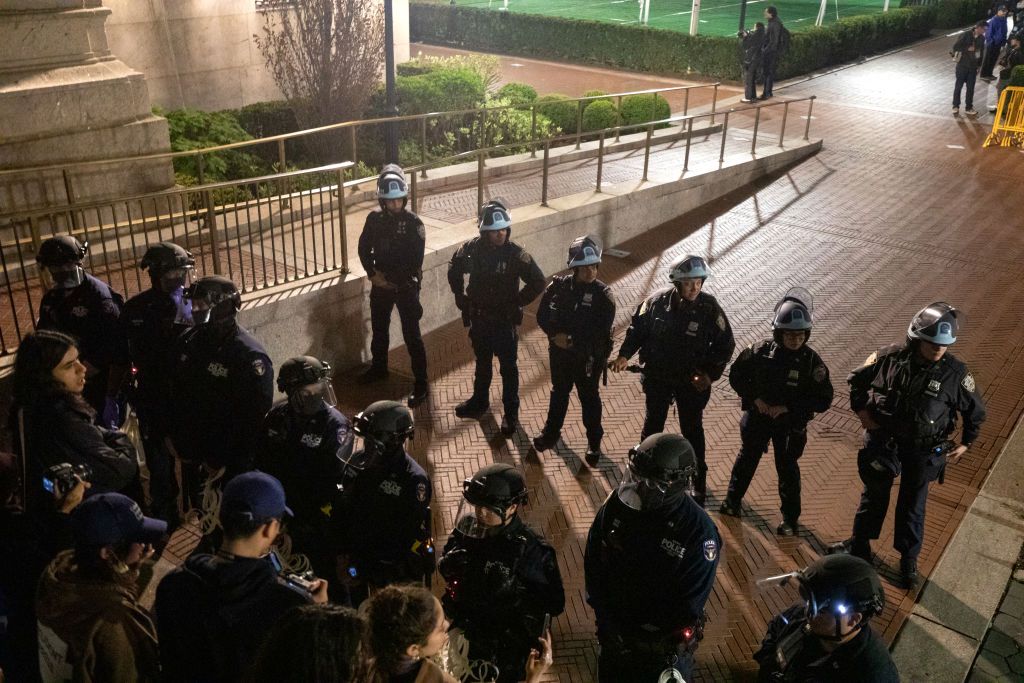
(535, 94, 579, 133)
(410, 2, 981, 81)
(582, 99, 618, 132)
(496, 82, 539, 105)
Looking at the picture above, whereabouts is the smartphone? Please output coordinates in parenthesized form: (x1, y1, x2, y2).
(42, 477, 55, 494)
(541, 613, 551, 636)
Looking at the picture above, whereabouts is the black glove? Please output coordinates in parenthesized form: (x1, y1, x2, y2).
(438, 548, 469, 583)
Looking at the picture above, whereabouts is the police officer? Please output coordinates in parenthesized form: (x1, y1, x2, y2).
(357, 165, 430, 407)
(834, 302, 986, 588)
(448, 199, 546, 436)
(119, 241, 195, 525)
(533, 235, 616, 466)
(255, 356, 353, 588)
(333, 400, 433, 606)
(610, 255, 735, 505)
(36, 235, 124, 424)
(167, 276, 274, 508)
(720, 288, 834, 536)
(753, 554, 899, 682)
(585, 433, 721, 682)
(439, 464, 565, 683)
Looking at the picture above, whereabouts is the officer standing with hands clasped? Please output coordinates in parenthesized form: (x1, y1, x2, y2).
(585, 433, 721, 682)
(533, 235, 616, 466)
(333, 400, 433, 606)
(448, 199, 546, 436)
(754, 554, 899, 681)
(120, 241, 195, 526)
(720, 288, 834, 536)
(832, 302, 986, 588)
(35, 235, 125, 425)
(358, 165, 430, 407)
(439, 463, 565, 683)
(255, 356, 353, 589)
(610, 255, 735, 505)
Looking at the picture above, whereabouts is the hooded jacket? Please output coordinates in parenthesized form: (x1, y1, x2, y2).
(154, 552, 309, 683)
(35, 550, 159, 683)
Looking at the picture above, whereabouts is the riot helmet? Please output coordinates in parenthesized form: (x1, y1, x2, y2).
(140, 242, 195, 292)
(478, 198, 512, 233)
(773, 287, 813, 346)
(567, 234, 603, 269)
(376, 164, 408, 210)
(454, 463, 528, 538)
(37, 236, 88, 289)
(183, 276, 241, 325)
(907, 302, 960, 346)
(618, 433, 696, 511)
(349, 400, 414, 465)
(668, 254, 710, 283)
(277, 356, 336, 415)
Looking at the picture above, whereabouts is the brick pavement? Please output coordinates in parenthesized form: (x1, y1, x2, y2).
(159, 33, 1024, 682)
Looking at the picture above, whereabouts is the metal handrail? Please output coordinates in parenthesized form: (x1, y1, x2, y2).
(0, 83, 720, 181)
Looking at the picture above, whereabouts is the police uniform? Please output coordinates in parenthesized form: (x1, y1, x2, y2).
(754, 604, 900, 682)
(617, 288, 736, 499)
(358, 208, 428, 385)
(585, 489, 721, 682)
(332, 449, 433, 604)
(536, 274, 616, 449)
(447, 236, 546, 420)
(168, 323, 274, 506)
(848, 343, 985, 563)
(255, 402, 353, 583)
(37, 273, 124, 415)
(120, 287, 192, 521)
(724, 339, 834, 524)
(440, 516, 565, 683)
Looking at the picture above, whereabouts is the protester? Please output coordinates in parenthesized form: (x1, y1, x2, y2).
(991, 34, 1024, 111)
(981, 5, 1011, 80)
(952, 21, 987, 116)
(740, 22, 766, 103)
(247, 604, 369, 683)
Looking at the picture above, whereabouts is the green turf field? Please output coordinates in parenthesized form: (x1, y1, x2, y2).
(442, 0, 889, 37)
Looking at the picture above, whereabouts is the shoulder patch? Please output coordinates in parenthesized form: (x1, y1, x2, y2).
(813, 364, 827, 382)
(962, 373, 976, 393)
(703, 539, 718, 562)
(716, 314, 726, 331)
(417, 223, 426, 240)
(416, 482, 428, 502)
(252, 358, 267, 377)
(863, 352, 878, 367)
(519, 250, 532, 264)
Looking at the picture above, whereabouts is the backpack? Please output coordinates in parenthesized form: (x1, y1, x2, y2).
(779, 23, 791, 54)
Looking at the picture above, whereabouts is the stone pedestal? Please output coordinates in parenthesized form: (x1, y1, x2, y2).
(0, 0, 174, 214)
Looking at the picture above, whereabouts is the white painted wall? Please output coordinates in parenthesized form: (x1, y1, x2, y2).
(104, 0, 410, 112)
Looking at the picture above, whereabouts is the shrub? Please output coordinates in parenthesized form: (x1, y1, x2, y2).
(583, 89, 613, 105)
(496, 82, 538, 106)
(535, 94, 579, 134)
(482, 96, 557, 152)
(619, 94, 671, 127)
(582, 99, 619, 132)
(1010, 65, 1024, 87)
(158, 107, 269, 181)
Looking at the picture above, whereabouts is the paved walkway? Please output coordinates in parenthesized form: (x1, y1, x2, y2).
(160, 33, 1024, 682)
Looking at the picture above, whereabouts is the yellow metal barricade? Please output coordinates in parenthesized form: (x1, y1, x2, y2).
(984, 86, 1024, 147)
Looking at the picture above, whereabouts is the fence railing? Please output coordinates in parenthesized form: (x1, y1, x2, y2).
(0, 96, 816, 358)
(0, 83, 721, 205)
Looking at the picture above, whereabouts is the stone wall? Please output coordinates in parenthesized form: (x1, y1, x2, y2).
(104, 0, 411, 112)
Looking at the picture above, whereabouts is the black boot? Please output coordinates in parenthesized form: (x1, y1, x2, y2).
(500, 415, 519, 437)
(584, 441, 602, 467)
(900, 556, 919, 589)
(454, 398, 489, 419)
(718, 498, 741, 517)
(358, 365, 389, 384)
(532, 432, 559, 453)
(407, 383, 429, 408)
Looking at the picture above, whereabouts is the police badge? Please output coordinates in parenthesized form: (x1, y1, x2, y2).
(703, 539, 718, 561)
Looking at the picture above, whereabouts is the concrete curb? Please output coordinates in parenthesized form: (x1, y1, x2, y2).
(891, 414, 1024, 682)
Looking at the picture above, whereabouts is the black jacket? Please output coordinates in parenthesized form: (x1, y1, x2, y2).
(754, 605, 900, 682)
(953, 31, 985, 70)
(743, 28, 766, 66)
(764, 17, 784, 54)
(16, 394, 138, 508)
(730, 340, 834, 422)
(848, 343, 986, 446)
(448, 237, 546, 322)
(168, 323, 274, 471)
(617, 288, 736, 384)
(439, 516, 564, 662)
(333, 450, 433, 585)
(37, 273, 123, 373)
(536, 274, 615, 357)
(155, 552, 310, 683)
(255, 402, 353, 525)
(585, 491, 720, 637)
(998, 44, 1024, 82)
(358, 208, 426, 288)
(119, 287, 192, 426)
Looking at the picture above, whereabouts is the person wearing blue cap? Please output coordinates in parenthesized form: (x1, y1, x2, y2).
(832, 302, 986, 589)
(35, 492, 166, 682)
(155, 471, 328, 682)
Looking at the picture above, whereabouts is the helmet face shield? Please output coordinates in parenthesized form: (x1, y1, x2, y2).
(452, 496, 506, 539)
(908, 302, 962, 346)
(618, 461, 688, 511)
(287, 380, 337, 416)
(47, 264, 85, 290)
(183, 279, 240, 325)
(159, 266, 194, 293)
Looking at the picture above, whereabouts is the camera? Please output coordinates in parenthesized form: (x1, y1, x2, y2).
(42, 462, 92, 495)
(267, 551, 319, 597)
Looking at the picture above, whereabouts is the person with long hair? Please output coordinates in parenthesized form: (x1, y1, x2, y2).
(247, 604, 368, 683)
(10, 330, 138, 512)
(35, 492, 166, 682)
